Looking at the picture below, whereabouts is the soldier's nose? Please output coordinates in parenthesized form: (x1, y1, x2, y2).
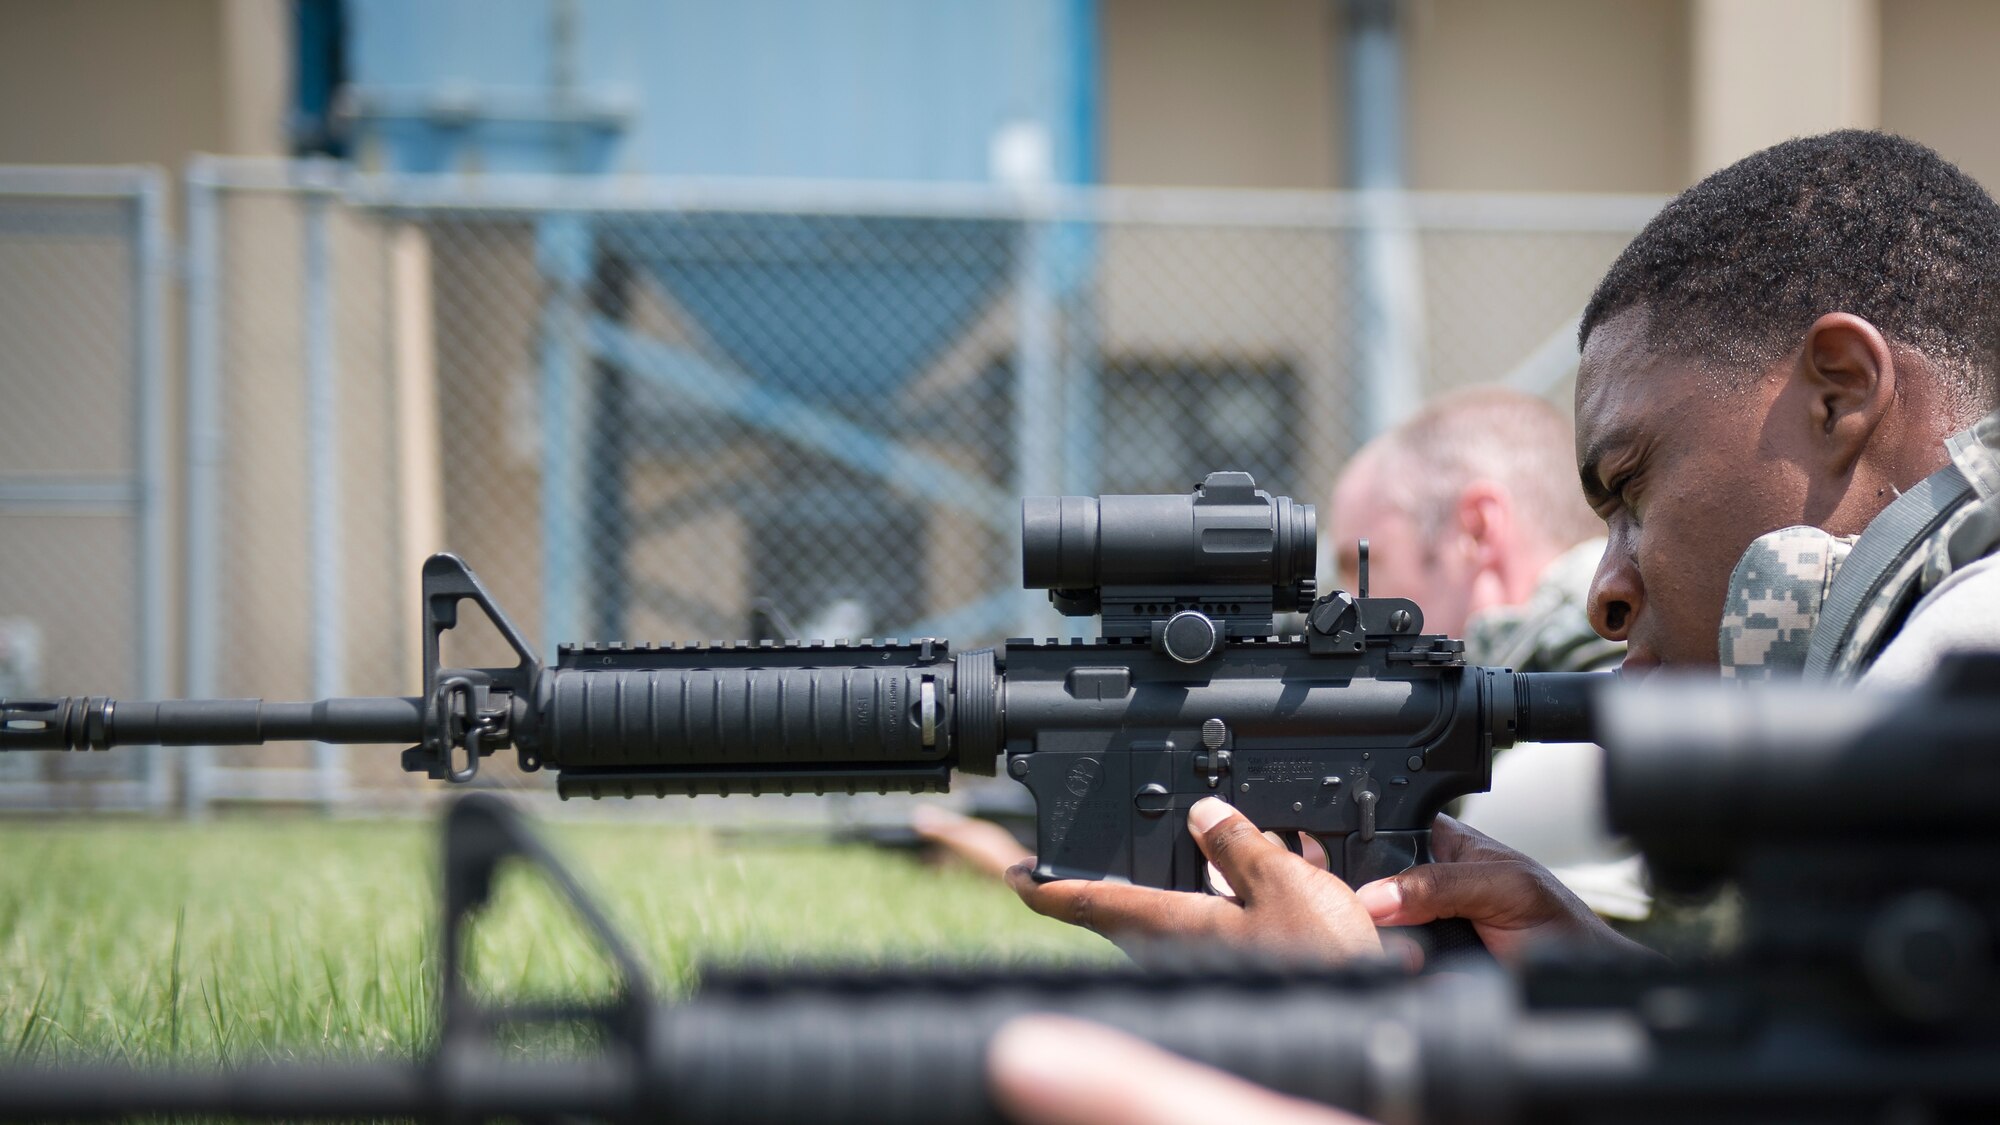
(1588, 554, 1639, 643)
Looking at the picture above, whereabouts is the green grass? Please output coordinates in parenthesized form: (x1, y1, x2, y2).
(0, 811, 1110, 1065)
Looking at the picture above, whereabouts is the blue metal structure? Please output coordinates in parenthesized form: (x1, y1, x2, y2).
(340, 0, 1094, 183)
(316, 0, 1101, 647)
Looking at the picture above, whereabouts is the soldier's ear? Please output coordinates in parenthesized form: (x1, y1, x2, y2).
(1453, 480, 1512, 567)
(1794, 312, 1895, 475)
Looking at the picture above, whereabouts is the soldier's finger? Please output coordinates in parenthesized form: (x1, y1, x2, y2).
(1187, 797, 1297, 898)
(1355, 860, 1549, 930)
(988, 1015, 1376, 1125)
(912, 805, 1033, 878)
(1428, 813, 1503, 863)
(1210, 833, 1298, 897)
(1298, 832, 1330, 870)
(1005, 863, 1232, 942)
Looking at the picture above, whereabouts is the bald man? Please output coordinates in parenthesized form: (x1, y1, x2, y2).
(1324, 387, 1644, 920)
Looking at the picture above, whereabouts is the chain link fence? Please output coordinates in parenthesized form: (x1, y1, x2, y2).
(3, 158, 1661, 811)
(0, 167, 170, 811)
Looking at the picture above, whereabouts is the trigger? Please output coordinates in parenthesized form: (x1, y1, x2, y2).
(1280, 831, 1305, 857)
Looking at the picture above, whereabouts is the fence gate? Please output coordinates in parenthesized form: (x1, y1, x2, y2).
(0, 166, 170, 811)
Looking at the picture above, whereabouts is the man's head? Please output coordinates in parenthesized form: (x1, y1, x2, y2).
(1327, 387, 1603, 637)
(1575, 130, 2000, 672)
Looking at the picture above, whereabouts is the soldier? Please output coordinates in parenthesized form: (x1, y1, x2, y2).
(1325, 387, 1644, 922)
(1327, 389, 1618, 674)
(1007, 129, 2000, 967)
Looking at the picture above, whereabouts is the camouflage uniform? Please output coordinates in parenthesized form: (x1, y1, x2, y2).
(1456, 539, 1648, 920)
(1823, 410, 2000, 683)
(1719, 410, 2000, 682)
(1717, 527, 1857, 681)
(1461, 539, 1625, 673)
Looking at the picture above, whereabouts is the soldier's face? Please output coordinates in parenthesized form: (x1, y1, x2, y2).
(1573, 309, 1814, 673)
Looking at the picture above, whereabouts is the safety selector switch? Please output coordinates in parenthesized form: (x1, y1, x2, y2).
(1352, 772, 1379, 842)
(1194, 717, 1232, 789)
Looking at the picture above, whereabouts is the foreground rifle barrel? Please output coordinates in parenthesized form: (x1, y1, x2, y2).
(1, 978, 1989, 1123)
(0, 1060, 625, 1120)
(0, 970, 1886, 1124)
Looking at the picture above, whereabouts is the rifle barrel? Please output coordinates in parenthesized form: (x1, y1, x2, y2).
(0, 696, 426, 751)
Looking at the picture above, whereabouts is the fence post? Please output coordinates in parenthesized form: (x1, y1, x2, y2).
(301, 158, 348, 809)
(181, 157, 222, 817)
(536, 213, 593, 657)
(1346, 0, 1425, 439)
(132, 167, 171, 812)
(1011, 198, 1065, 639)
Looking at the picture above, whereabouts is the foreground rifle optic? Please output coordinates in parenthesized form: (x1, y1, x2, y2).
(1, 471, 1595, 897)
(1, 662, 1996, 1123)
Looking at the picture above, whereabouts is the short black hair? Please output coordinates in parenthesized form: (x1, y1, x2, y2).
(1580, 130, 2000, 404)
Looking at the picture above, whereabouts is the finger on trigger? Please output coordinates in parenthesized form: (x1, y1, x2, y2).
(1298, 833, 1329, 870)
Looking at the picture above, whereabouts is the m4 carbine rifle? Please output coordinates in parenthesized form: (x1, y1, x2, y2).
(0, 471, 1595, 897)
(1, 662, 1996, 1123)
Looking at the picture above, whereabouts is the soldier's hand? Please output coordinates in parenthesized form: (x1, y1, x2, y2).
(1004, 796, 1386, 966)
(1355, 814, 1655, 964)
(988, 1015, 1378, 1125)
(911, 805, 1033, 879)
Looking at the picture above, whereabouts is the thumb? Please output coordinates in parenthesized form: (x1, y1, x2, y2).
(1186, 797, 1292, 900)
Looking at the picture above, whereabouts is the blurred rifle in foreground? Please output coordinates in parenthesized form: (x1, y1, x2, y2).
(0, 659, 1994, 1122)
(1, 473, 1596, 921)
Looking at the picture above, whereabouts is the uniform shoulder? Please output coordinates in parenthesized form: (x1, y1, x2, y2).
(1859, 552, 2000, 690)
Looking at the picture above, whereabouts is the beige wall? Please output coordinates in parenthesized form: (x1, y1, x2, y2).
(0, 0, 224, 166)
(0, 0, 284, 166)
(1101, 0, 1689, 194)
(1691, 0, 1878, 179)
(1101, 0, 2000, 200)
(1101, 0, 1341, 188)
(1407, 0, 1689, 192)
(1882, 0, 2000, 193)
